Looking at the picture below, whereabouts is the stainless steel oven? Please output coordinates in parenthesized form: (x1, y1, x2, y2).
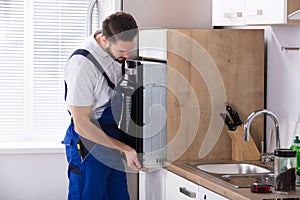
(119, 59, 167, 169)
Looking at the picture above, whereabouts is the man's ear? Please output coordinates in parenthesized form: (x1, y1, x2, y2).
(100, 36, 110, 48)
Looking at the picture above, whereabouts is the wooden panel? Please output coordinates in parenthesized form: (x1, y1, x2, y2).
(228, 126, 260, 161)
(288, 0, 300, 24)
(167, 29, 265, 162)
(288, 0, 300, 13)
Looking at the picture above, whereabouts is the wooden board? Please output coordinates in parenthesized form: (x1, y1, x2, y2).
(288, 0, 300, 24)
(288, 0, 300, 14)
(228, 126, 261, 161)
(167, 29, 265, 162)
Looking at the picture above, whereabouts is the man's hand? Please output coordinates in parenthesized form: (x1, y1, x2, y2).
(123, 147, 147, 172)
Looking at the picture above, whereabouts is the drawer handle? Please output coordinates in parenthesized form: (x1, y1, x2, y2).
(179, 187, 196, 198)
(246, 9, 263, 17)
(224, 12, 243, 18)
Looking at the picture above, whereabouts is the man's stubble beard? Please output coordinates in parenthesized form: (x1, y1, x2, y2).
(106, 46, 126, 64)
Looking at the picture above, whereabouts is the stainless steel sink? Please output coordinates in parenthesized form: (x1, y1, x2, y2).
(196, 163, 271, 174)
(182, 161, 274, 188)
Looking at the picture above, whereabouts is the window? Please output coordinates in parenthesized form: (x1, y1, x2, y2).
(0, 0, 115, 145)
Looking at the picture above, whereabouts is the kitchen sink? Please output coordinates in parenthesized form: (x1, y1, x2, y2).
(196, 163, 271, 174)
(182, 161, 274, 188)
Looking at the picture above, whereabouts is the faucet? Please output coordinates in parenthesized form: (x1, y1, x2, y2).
(244, 109, 281, 151)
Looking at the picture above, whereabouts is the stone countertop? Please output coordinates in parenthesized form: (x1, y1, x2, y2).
(166, 161, 300, 200)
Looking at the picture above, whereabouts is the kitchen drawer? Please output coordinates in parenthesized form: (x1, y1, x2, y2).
(212, 0, 244, 26)
(198, 185, 229, 200)
(165, 170, 199, 200)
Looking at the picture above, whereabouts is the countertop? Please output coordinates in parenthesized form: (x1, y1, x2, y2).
(166, 160, 300, 200)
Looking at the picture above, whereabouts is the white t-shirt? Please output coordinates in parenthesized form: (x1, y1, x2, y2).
(64, 33, 123, 119)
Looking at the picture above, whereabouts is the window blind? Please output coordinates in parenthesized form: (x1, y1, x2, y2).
(0, 0, 115, 144)
(0, 0, 25, 141)
(32, 0, 90, 141)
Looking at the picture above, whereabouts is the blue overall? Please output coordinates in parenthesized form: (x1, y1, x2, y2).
(62, 49, 130, 200)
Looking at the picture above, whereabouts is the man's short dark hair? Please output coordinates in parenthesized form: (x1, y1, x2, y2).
(102, 12, 138, 43)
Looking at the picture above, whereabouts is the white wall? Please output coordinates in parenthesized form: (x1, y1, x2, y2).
(266, 25, 300, 151)
(0, 153, 68, 200)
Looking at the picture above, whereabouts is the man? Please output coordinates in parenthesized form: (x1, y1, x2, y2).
(62, 12, 144, 200)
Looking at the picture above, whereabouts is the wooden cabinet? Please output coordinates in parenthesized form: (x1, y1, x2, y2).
(212, 0, 300, 26)
(167, 29, 265, 162)
(164, 170, 228, 200)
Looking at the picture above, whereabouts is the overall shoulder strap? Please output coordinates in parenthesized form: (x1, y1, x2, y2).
(70, 49, 115, 90)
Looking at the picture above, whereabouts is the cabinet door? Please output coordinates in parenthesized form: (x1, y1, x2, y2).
(139, 29, 167, 61)
(198, 185, 229, 200)
(245, 0, 287, 24)
(212, 0, 245, 26)
(165, 170, 199, 200)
